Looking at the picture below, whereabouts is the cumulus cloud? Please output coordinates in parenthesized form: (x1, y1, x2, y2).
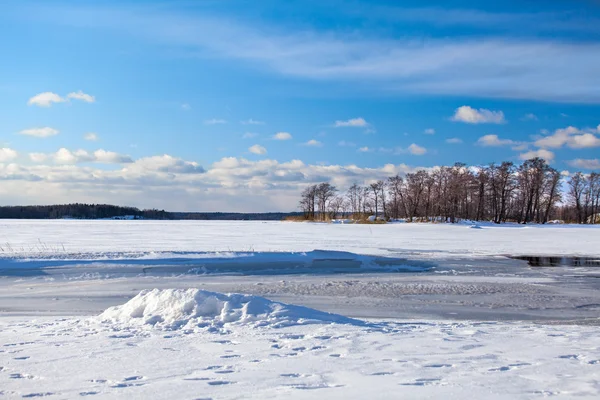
(424, 128, 435, 135)
(84, 132, 98, 141)
(451, 106, 506, 124)
(334, 118, 369, 128)
(446, 138, 463, 144)
(67, 91, 95, 103)
(19, 127, 59, 138)
(204, 118, 227, 125)
(304, 139, 322, 147)
(519, 149, 555, 162)
(358, 146, 372, 153)
(568, 159, 600, 170)
(249, 144, 267, 155)
(126, 154, 204, 173)
(273, 132, 292, 140)
(29, 153, 48, 163)
(0, 148, 18, 162)
(521, 113, 538, 121)
(476, 134, 515, 147)
(52, 148, 133, 165)
(534, 126, 600, 149)
(0, 150, 432, 211)
(407, 143, 427, 155)
(338, 140, 356, 147)
(242, 132, 258, 139)
(27, 92, 66, 107)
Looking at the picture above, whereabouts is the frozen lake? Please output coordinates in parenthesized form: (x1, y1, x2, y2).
(1, 221, 599, 398)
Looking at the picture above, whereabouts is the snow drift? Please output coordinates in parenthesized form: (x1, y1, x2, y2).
(99, 288, 363, 330)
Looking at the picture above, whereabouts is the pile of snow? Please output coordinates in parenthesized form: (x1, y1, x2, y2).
(98, 288, 363, 331)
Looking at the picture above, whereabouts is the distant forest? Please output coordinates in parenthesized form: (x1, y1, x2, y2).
(298, 158, 599, 224)
(0, 204, 302, 221)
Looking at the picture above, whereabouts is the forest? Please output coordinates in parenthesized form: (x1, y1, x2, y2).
(0, 204, 170, 220)
(298, 158, 600, 224)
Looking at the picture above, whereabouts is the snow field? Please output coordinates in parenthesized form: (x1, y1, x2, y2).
(1, 309, 599, 399)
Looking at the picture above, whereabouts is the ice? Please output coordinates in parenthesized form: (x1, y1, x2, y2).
(98, 288, 362, 330)
(0, 220, 599, 398)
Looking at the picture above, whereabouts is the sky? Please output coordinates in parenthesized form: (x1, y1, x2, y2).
(1, 0, 600, 212)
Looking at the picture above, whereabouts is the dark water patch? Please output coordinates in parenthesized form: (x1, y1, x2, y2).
(511, 256, 600, 267)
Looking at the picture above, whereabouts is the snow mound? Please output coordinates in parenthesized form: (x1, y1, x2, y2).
(99, 288, 363, 331)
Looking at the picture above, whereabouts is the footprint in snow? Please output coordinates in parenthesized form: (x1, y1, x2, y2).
(400, 378, 443, 386)
(329, 354, 342, 358)
(79, 392, 98, 396)
(280, 373, 302, 378)
(123, 376, 145, 381)
(207, 381, 235, 386)
(9, 373, 35, 379)
(371, 372, 394, 376)
(424, 364, 453, 368)
(14, 356, 30, 360)
(558, 354, 580, 360)
(220, 354, 240, 359)
(22, 393, 54, 398)
(488, 363, 531, 372)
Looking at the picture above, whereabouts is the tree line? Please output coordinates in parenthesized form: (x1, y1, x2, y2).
(0, 204, 170, 220)
(298, 158, 600, 224)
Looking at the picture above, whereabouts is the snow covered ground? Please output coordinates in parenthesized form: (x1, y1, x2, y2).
(1, 221, 599, 398)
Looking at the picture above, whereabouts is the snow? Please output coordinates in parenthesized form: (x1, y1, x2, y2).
(0, 220, 598, 259)
(0, 220, 599, 398)
(98, 288, 361, 331)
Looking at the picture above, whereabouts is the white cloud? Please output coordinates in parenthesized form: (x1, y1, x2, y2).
(519, 149, 555, 162)
(521, 113, 538, 121)
(476, 134, 514, 147)
(204, 119, 227, 125)
(52, 148, 132, 165)
(19, 127, 59, 138)
(93, 149, 133, 164)
(242, 132, 258, 139)
(568, 159, 600, 170)
(181, 103, 191, 111)
(67, 91, 95, 103)
(27, 92, 66, 107)
(451, 106, 506, 124)
(273, 132, 292, 140)
(358, 146, 372, 153)
(84, 132, 99, 141)
(37, 6, 600, 103)
(249, 144, 267, 155)
(0, 148, 18, 162)
(424, 128, 435, 135)
(126, 154, 204, 174)
(338, 140, 356, 147)
(334, 118, 369, 128)
(407, 143, 427, 155)
(304, 139, 322, 147)
(446, 138, 463, 144)
(29, 153, 48, 163)
(0, 150, 432, 212)
(534, 126, 600, 149)
(241, 119, 265, 125)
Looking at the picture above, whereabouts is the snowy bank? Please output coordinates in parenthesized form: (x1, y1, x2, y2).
(98, 288, 363, 330)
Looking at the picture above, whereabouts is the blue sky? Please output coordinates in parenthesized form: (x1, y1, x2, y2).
(1, 0, 600, 211)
